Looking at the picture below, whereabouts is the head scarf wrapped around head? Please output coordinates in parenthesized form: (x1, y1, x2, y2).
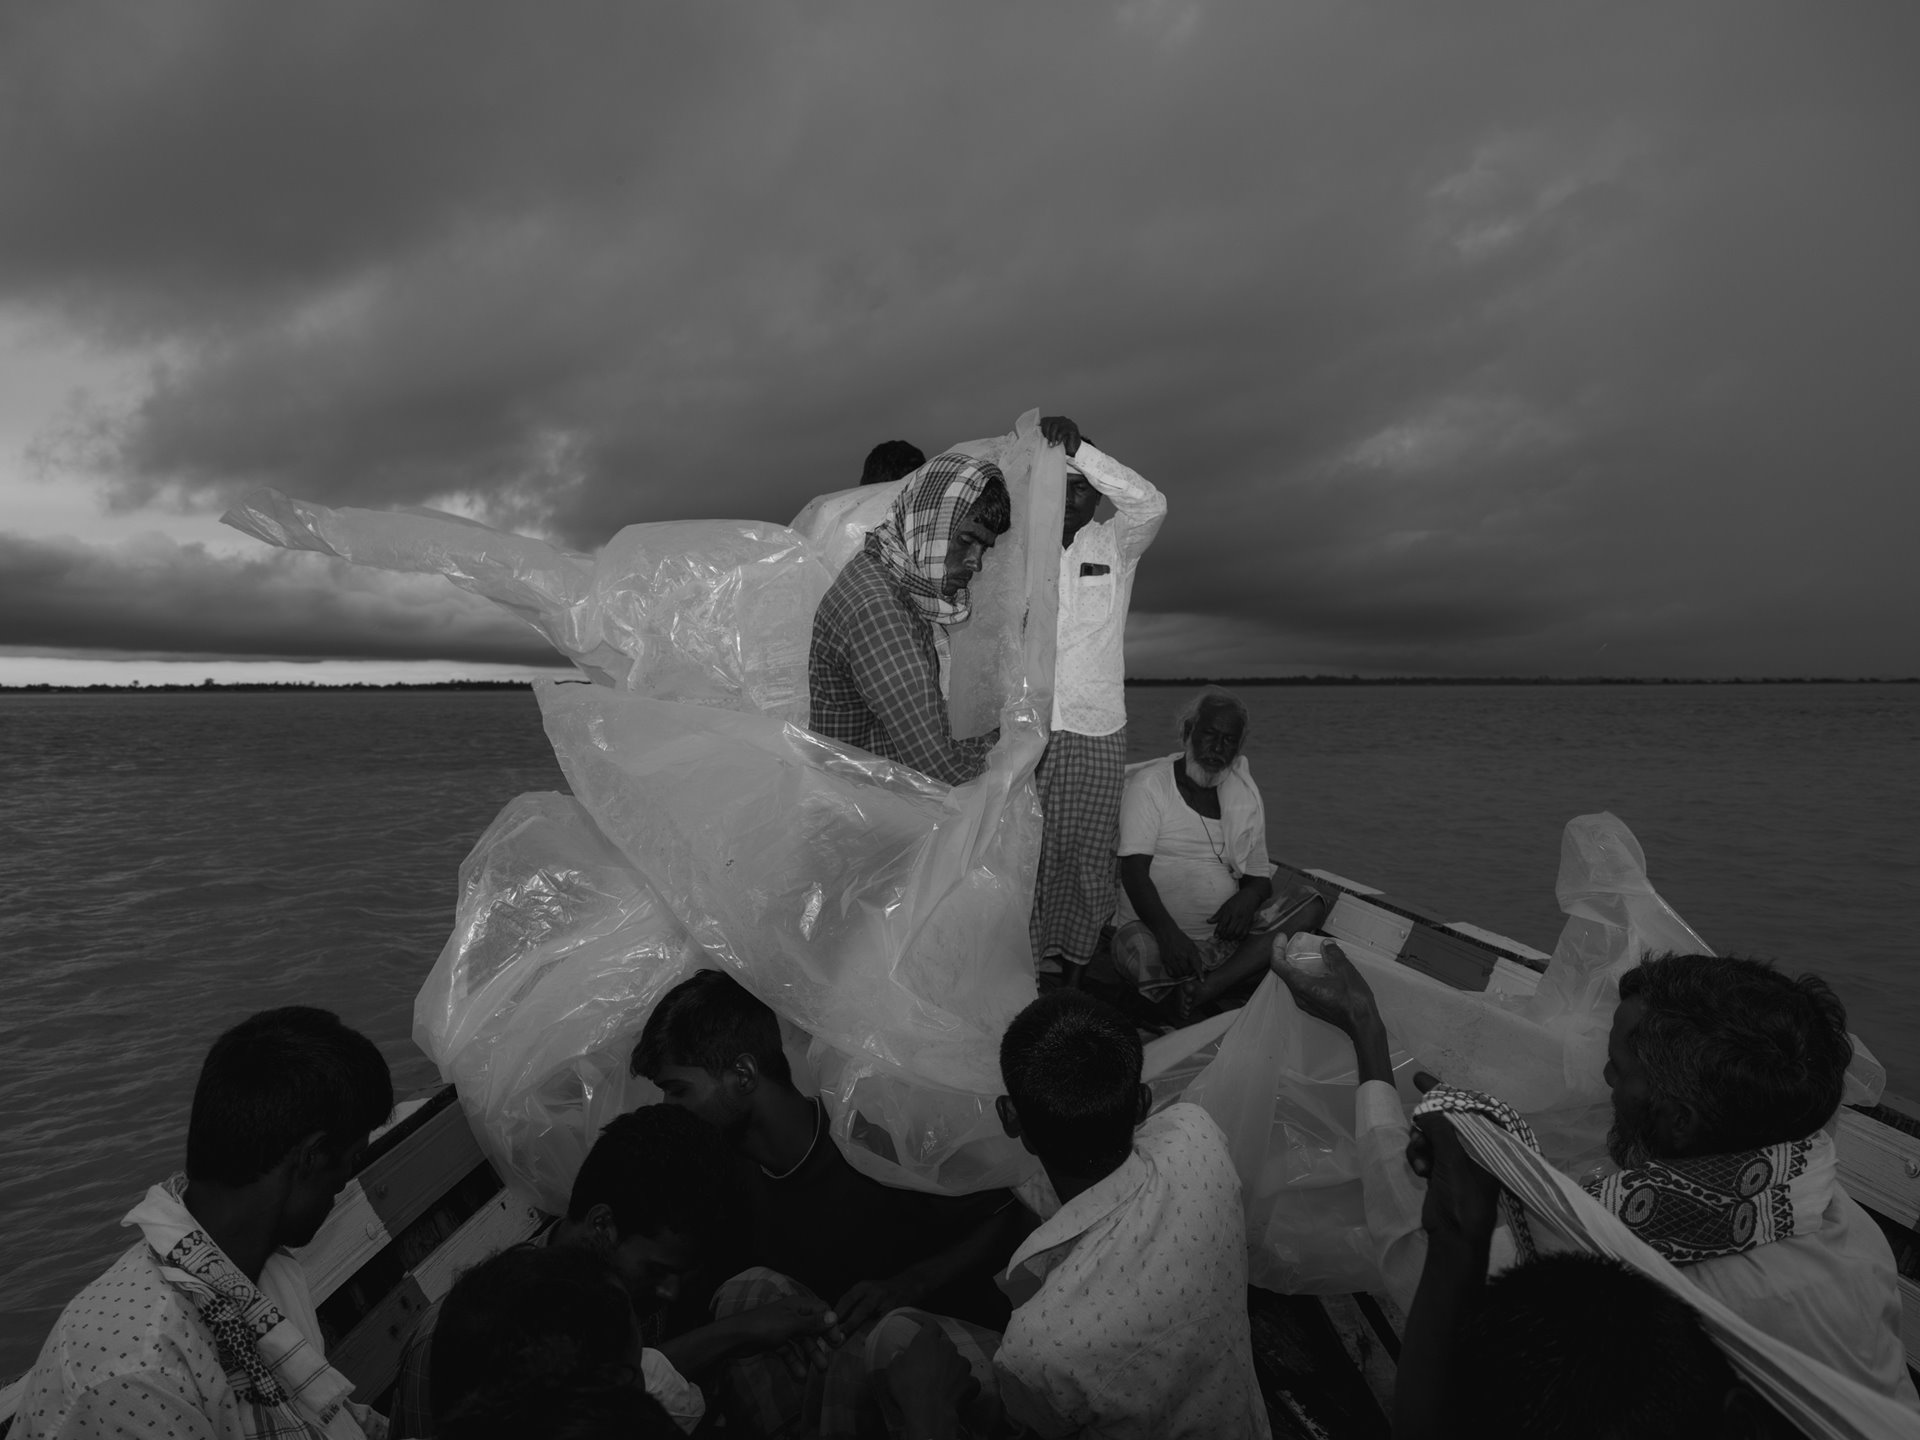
(866, 451, 1004, 626)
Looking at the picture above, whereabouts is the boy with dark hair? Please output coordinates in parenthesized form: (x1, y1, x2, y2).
(21, 1007, 395, 1439)
(991, 990, 1270, 1438)
(860, 440, 927, 486)
(634, 971, 1026, 1333)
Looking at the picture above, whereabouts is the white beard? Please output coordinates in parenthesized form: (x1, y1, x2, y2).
(1184, 753, 1228, 789)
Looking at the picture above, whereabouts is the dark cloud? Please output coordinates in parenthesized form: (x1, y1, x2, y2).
(5, 1, 1917, 674)
(0, 531, 564, 665)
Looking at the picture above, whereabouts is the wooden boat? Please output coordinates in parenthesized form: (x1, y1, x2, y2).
(4, 855, 1916, 1436)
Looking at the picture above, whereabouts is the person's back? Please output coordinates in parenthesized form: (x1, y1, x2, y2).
(19, 1007, 394, 1440)
(1601, 954, 1918, 1407)
(994, 991, 1270, 1438)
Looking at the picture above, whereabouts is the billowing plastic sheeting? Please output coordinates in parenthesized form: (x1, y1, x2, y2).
(536, 678, 1046, 1192)
(413, 791, 704, 1211)
(226, 416, 1067, 1202)
(223, 489, 829, 718)
(1177, 813, 1702, 1292)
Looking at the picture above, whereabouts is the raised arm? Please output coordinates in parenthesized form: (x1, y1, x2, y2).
(1270, 940, 1429, 1307)
(1070, 442, 1165, 563)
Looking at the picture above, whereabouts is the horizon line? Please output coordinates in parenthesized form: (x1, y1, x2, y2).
(3, 674, 1917, 694)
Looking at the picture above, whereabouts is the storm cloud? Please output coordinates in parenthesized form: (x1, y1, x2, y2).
(4, 1, 1916, 675)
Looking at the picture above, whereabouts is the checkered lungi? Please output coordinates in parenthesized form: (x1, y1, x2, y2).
(1029, 726, 1128, 967)
(712, 1268, 1001, 1439)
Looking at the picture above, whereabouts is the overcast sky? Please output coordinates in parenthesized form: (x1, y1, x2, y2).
(3, 0, 1916, 682)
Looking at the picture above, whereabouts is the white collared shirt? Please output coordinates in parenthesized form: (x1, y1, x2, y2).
(19, 1244, 384, 1440)
(992, 1103, 1272, 1439)
(1053, 444, 1165, 737)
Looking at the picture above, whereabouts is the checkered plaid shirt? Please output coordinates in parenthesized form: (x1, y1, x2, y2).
(809, 542, 996, 785)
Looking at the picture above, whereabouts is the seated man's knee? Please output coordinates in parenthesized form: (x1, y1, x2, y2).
(712, 1266, 809, 1319)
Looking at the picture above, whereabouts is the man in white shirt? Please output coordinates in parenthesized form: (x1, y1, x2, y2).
(1270, 944, 1920, 1414)
(1029, 422, 1166, 981)
(990, 989, 1271, 1438)
(20, 1008, 395, 1440)
(1112, 688, 1309, 1017)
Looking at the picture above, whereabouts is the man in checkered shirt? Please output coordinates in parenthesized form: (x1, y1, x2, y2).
(808, 445, 1019, 785)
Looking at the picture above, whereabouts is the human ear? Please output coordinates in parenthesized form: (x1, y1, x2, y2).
(1134, 1084, 1153, 1126)
(996, 1095, 1023, 1141)
(1654, 1098, 1702, 1156)
(727, 1054, 760, 1098)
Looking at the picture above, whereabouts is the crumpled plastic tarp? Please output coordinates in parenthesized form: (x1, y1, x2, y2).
(224, 412, 1067, 1207)
(1172, 810, 1886, 1293)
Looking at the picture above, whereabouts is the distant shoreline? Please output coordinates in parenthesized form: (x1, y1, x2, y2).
(3, 675, 1916, 694)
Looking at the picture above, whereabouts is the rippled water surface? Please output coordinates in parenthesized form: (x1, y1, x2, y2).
(2, 683, 1915, 1374)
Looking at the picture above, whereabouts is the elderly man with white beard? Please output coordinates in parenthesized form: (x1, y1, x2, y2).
(1111, 686, 1300, 1019)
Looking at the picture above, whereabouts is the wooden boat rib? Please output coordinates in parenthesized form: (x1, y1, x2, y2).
(4, 855, 1916, 1434)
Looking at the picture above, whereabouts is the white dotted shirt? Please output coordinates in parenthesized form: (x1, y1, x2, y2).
(17, 1242, 381, 1440)
(993, 1103, 1272, 1439)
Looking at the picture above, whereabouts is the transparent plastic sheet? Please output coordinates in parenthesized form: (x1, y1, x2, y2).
(1169, 814, 1707, 1293)
(223, 491, 828, 717)
(1183, 976, 1419, 1293)
(226, 416, 1063, 1200)
(413, 792, 705, 1211)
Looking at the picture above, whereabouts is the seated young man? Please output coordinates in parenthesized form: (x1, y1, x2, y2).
(1111, 687, 1314, 1018)
(429, 1244, 683, 1440)
(390, 1104, 838, 1437)
(19, 1007, 395, 1440)
(1272, 943, 1920, 1411)
(633, 971, 1029, 1335)
(1393, 1114, 1795, 1440)
(992, 990, 1271, 1438)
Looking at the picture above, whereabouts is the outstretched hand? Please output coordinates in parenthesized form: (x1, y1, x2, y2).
(1268, 937, 1380, 1036)
(1039, 415, 1082, 456)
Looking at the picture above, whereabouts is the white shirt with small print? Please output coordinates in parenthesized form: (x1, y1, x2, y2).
(18, 1241, 383, 1440)
(993, 1103, 1272, 1439)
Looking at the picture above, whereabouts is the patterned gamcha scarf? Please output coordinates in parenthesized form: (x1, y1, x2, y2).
(1412, 1085, 1834, 1265)
(866, 452, 1003, 626)
(126, 1176, 362, 1440)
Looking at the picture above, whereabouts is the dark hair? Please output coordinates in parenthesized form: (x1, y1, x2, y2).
(431, 1246, 640, 1432)
(964, 473, 1012, 535)
(631, 970, 792, 1086)
(1175, 685, 1249, 744)
(567, 1104, 733, 1246)
(1618, 954, 1852, 1153)
(1462, 1253, 1745, 1438)
(185, 1007, 393, 1186)
(861, 440, 926, 486)
(1000, 991, 1142, 1173)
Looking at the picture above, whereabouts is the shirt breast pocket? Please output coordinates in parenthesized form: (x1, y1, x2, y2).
(1070, 570, 1116, 627)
